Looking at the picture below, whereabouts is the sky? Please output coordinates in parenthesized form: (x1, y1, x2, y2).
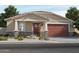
(0, 5, 79, 17)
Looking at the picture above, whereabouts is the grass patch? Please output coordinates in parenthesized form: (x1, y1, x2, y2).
(0, 36, 8, 41)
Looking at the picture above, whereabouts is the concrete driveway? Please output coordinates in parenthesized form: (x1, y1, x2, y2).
(49, 37, 79, 43)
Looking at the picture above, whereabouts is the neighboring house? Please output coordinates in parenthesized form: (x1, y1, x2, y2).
(5, 11, 74, 37)
(0, 27, 6, 35)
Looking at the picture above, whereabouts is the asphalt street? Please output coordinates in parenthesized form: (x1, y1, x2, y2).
(0, 38, 79, 53)
(0, 43, 78, 53)
(0, 47, 79, 53)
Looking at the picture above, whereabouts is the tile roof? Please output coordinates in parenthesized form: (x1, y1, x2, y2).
(5, 11, 74, 22)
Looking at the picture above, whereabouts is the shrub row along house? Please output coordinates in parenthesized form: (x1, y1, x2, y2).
(4, 11, 74, 39)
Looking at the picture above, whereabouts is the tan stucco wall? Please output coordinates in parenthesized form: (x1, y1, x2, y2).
(68, 22, 73, 32)
(24, 22, 32, 32)
(7, 20, 33, 32)
(46, 21, 68, 24)
(7, 20, 15, 32)
(49, 19, 69, 23)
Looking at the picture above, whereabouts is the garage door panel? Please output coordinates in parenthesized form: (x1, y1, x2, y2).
(48, 24, 68, 37)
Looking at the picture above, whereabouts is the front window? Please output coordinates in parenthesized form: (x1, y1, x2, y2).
(19, 22, 25, 31)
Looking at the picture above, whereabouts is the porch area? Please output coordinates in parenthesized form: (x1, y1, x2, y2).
(14, 20, 48, 40)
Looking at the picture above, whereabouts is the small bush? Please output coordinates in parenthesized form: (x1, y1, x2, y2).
(15, 34, 23, 40)
(18, 36, 23, 40)
(3, 34, 9, 37)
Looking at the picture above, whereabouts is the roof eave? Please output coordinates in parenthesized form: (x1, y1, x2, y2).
(4, 18, 9, 21)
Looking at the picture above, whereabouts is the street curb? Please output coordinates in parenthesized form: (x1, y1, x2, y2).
(0, 43, 79, 48)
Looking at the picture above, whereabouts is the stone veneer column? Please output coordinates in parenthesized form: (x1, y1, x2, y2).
(14, 21, 19, 36)
(44, 22, 48, 40)
(39, 23, 44, 40)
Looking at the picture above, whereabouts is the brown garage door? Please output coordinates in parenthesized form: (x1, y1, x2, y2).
(48, 24, 69, 37)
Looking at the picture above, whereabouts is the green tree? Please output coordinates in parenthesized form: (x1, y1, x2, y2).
(4, 5, 19, 18)
(75, 18, 79, 29)
(0, 13, 6, 27)
(0, 5, 19, 27)
(65, 7, 79, 21)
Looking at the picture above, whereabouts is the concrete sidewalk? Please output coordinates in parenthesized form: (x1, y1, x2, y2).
(0, 38, 58, 44)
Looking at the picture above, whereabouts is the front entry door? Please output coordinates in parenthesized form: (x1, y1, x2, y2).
(33, 23, 40, 36)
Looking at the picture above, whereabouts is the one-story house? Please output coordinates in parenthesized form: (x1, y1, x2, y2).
(5, 11, 74, 38)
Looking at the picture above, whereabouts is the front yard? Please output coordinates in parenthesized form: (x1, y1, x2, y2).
(0, 34, 40, 41)
(0, 34, 79, 43)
